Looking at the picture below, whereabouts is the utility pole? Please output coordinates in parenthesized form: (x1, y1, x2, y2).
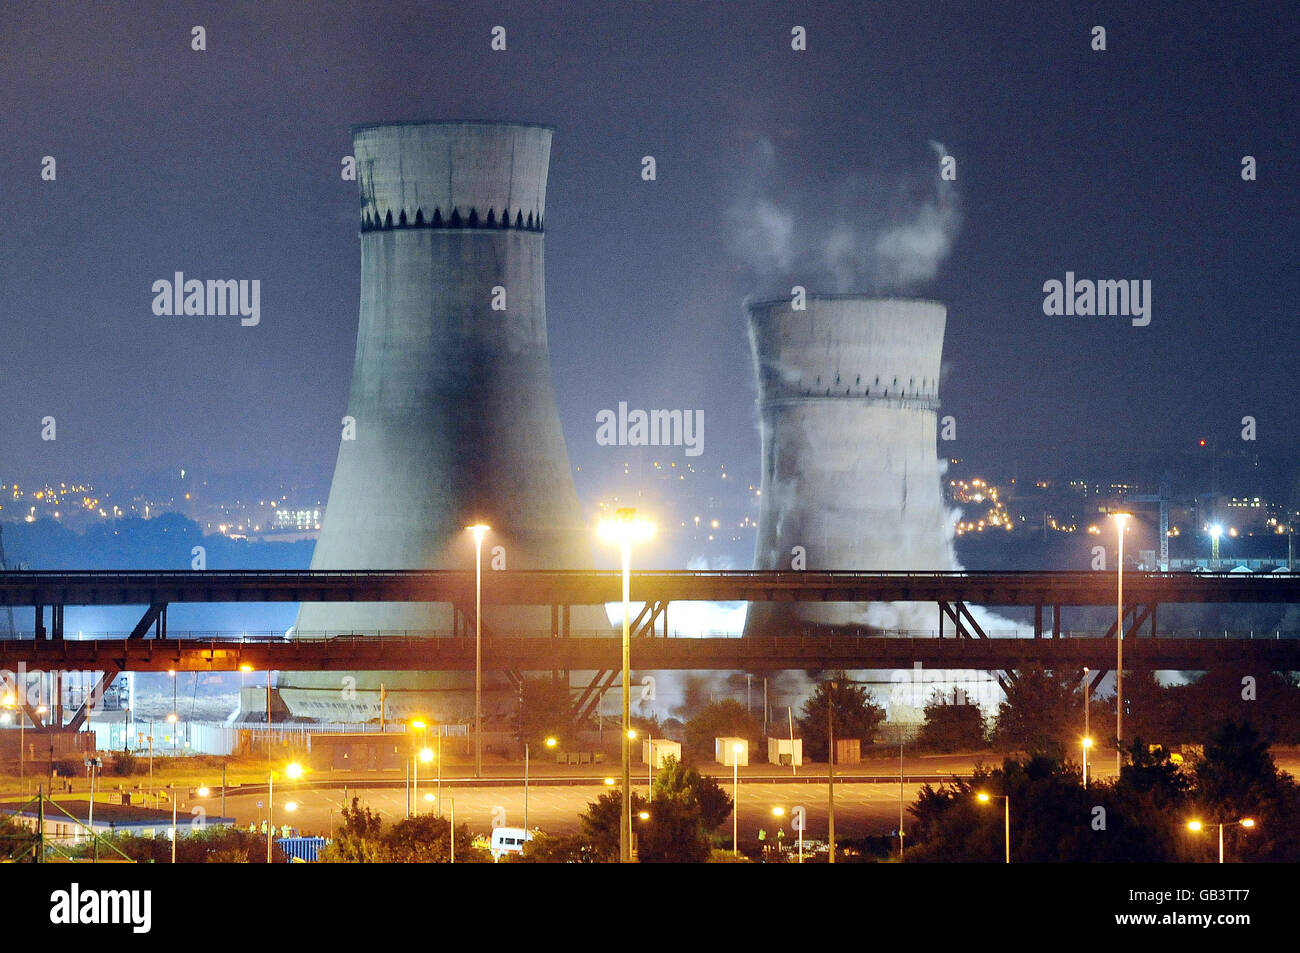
(827, 681, 835, 864)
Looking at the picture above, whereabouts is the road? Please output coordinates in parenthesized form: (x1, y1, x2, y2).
(208, 778, 926, 842)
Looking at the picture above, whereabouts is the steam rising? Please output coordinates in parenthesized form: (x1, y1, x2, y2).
(729, 139, 961, 295)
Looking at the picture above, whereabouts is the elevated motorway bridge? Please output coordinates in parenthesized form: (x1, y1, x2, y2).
(1, 569, 1297, 729)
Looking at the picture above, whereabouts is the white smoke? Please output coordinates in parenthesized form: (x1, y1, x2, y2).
(729, 139, 961, 295)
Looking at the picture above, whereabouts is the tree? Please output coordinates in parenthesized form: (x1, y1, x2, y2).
(917, 691, 987, 751)
(579, 790, 650, 862)
(1190, 721, 1300, 861)
(637, 796, 713, 863)
(513, 677, 585, 751)
(513, 831, 596, 863)
(651, 756, 733, 831)
(683, 700, 763, 761)
(798, 673, 885, 761)
(318, 797, 386, 863)
(384, 814, 484, 863)
(993, 666, 1081, 755)
(577, 757, 733, 862)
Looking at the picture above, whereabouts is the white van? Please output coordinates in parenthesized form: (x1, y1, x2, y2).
(490, 827, 535, 861)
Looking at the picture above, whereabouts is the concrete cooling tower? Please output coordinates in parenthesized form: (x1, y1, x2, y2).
(743, 295, 955, 636)
(281, 121, 598, 721)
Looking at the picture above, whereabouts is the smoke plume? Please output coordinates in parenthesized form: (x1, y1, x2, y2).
(728, 139, 961, 295)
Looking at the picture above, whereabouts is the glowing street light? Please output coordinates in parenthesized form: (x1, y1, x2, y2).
(466, 523, 490, 779)
(268, 762, 305, 862)
(977, 792, 1011, 863)
(1210, 524, 1223, 568)
(1188, 817, 1256, 863)
(596, 507, 655, 864)
(525, 737, 557, 831)
(770, 806, 803, 863)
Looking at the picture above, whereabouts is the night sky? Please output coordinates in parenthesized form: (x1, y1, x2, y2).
(2, 0, 1296, 503)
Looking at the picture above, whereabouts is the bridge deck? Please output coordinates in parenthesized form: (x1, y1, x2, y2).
(2, 569, 1298, 607)
(1, 634, 1295, 672)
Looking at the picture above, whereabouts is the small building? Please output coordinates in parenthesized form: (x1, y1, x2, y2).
(767, 737, 802, 767)
(715, 737, 749, 767)
(307, 732, 409, 771)
(642, 738, 681, 768)
(833, 738, 861, 765)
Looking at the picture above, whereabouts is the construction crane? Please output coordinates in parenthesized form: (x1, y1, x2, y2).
(1126, 480, 1172, 571)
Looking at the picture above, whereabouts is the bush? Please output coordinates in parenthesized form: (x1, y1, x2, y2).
(50, 758, 84, 778)
(108, 750, 138, 776)
(917, 693, 987, 752)
(683, 700, 764, 761)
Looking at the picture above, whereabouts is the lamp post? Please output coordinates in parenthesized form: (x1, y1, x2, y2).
(526, 737, 557, 831)
(1210, 524, 1223, 570)
(771, 806, 802, 863)
(1082, 666, 1090, 763)
(597, 508, 655, 864)
(827, 680, 836, 864)
(977, 792, 1010, 863)
(466, 524, 490, 779)
(166, 712, 178, 759)
(267, 762, 303, 863)
(1188, 818, 1255, 863)
(1112, 512, 1132, 776)
(415, 746, 433, 817)
(732, 742, 743, 856)
(410, 719, 429, 817)
(1082, 736, 1093, 789)
(447, 797, 455, 864)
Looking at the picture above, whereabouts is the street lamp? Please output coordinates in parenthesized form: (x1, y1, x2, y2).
(447, 797, 456, 864)
(1188, 817, 1256, 863)
(410, 718, 429, 817)
(525, 737, 557, 831)
(596, 507, 655, 864)
(771, 806, 802, 863)
(414, 747, 433, 817)
(1210, 524, 1223, 569)
(1111, 511, 1132, 775)
(166, 712, 178, 757)
(732, 742, 744, 856)
(267, 761, 304, 863)
(466, 523, 490, 780)
(0, 691, 25, 786)
(1082, 737, 1093, 789)
(976, 792, 1011, 863)
(1082, 666, 1090, 744)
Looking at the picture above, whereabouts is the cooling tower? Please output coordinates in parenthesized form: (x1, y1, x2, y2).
(743, 295, 955, 636)
(281, 120, 596, 721)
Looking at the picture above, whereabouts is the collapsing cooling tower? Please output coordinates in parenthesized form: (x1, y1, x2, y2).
(743, 295, 955, 636)
(281, 121, 595, 721)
